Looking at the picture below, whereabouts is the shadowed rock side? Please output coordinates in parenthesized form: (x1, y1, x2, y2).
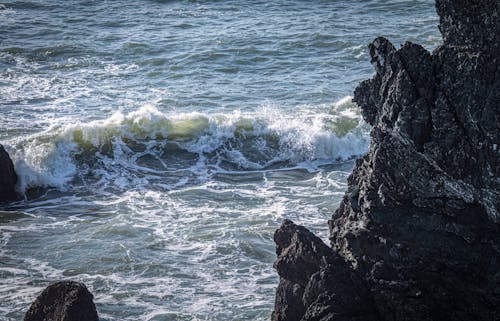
(0, 144, 18, 203)
(24, 281, 99, 321)
(272, 0, 499, 321)
(272, 220, 379, 321)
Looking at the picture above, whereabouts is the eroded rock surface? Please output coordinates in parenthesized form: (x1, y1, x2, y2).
(272, 0, 499, 320)
(24, 281, 99, 321)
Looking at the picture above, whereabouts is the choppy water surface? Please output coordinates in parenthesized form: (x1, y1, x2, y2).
(0, 1, 439, 320)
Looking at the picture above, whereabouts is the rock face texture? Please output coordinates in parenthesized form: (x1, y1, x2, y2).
(24, 281, 99, 321)
(272, 1, 499, 321)
(272, 220, 379, 321)
(0, 144, 18, 203)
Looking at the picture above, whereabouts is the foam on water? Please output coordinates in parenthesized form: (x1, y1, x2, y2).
(7, 97, 369, 194)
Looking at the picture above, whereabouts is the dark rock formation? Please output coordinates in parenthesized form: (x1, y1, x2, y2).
(272, 220, 379, 321)
(24, 281, 99, 321)
(0, 144, 19, 203)
(272, 0, 499, 320)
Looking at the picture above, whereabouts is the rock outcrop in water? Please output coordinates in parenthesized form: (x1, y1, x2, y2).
(272, 0, 499, 320)
(24, 281, 99, 321)
(0, 144, 19, 203)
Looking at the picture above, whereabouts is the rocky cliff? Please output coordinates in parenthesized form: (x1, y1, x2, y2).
(272, 1, 499, 320)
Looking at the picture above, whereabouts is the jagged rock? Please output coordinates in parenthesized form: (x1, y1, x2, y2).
(0, 144, 18, 203)
(24, 281, 99, 321)
(272, 220, 379, 321)
(272, 220, 334, 321)
(272, 0, 499, 320)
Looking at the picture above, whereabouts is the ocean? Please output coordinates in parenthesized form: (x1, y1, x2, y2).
(0, 1, 440, 320)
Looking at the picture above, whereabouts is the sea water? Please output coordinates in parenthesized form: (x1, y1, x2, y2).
(0, 1, 439, 320)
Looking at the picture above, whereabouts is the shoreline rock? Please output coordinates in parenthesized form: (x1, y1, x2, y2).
(272, 0, 499, 320)
(24, 281, 99, 321)
(272, 220, 379, 321)
(0, 144, 19, 203)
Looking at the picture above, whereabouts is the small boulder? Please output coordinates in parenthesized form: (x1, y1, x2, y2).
(24, 281, 99, 321)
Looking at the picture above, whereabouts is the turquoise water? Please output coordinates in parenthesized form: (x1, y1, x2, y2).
(0, 1, 439, 320)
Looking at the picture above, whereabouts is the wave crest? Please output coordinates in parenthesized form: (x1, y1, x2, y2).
(8, 97, 369, 193)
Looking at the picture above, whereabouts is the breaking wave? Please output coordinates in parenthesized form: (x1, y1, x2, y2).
(7, 97, 369, 194)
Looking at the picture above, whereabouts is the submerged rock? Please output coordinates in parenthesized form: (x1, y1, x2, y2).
(272, 0, 499, 320)
(24, 281, 99, 321)
(0, 144, 18, 203)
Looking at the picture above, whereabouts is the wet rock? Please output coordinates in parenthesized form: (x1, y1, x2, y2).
(24, 281, 99, 321)
(0, 144, 19, 203)
(272, 0, 499, 320)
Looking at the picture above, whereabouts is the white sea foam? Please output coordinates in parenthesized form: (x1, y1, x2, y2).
(7, 97, 368, 194)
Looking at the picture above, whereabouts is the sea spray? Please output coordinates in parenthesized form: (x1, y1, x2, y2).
(8, 97, 369, 194)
